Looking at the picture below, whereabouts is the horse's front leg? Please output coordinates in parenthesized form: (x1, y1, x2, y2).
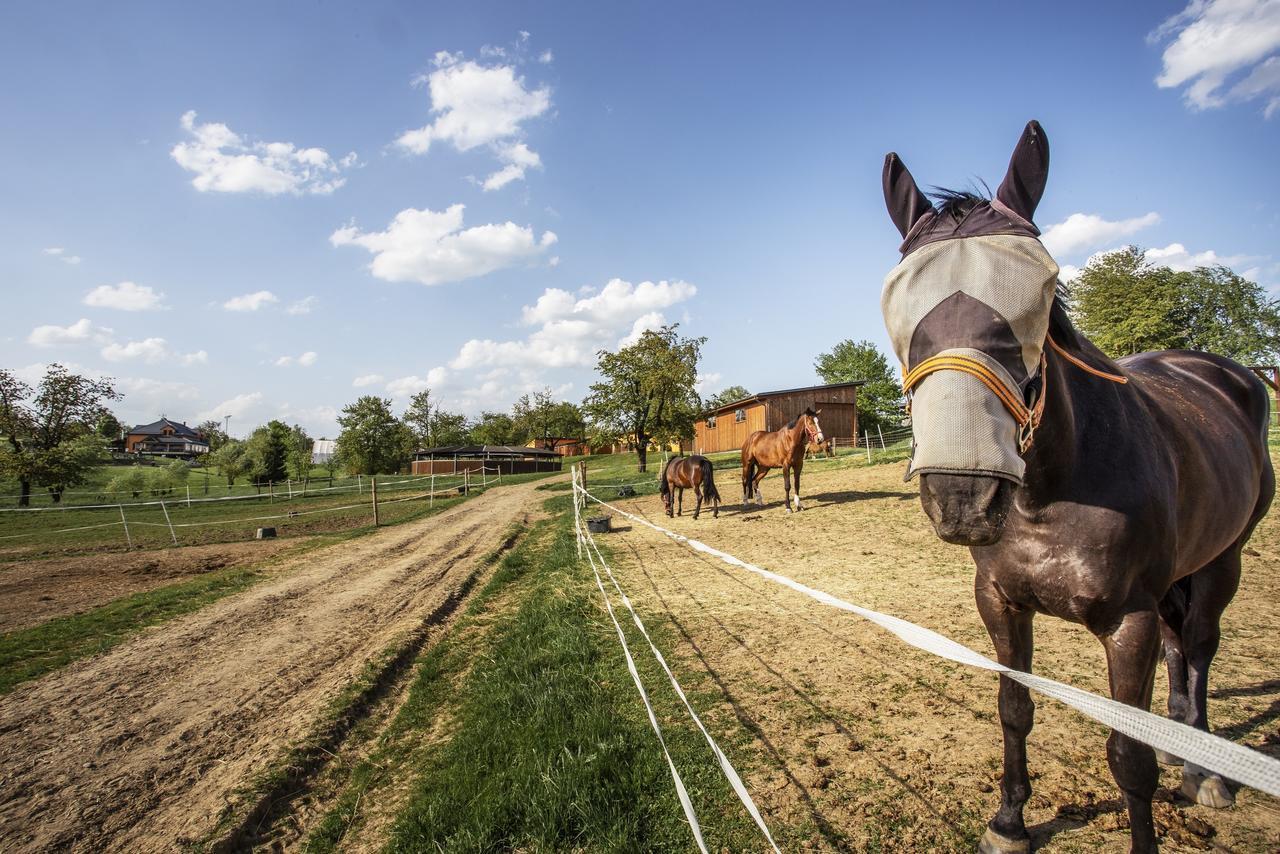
(677, 487, 683, 516)
(1101, 605, 1162, 854)
(975, 579, 1035, 854)
(782, 464, 793, 513)
(792, 464, 803, 511)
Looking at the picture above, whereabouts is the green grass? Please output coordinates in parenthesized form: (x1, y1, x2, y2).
(306, 496, 767, 852)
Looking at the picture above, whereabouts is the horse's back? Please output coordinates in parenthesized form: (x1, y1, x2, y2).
(1121, 350, 1271, 449)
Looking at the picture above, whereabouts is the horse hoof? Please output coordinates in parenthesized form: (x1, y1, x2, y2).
(977, 827, 1030, 854)
(1182, 766, 1234, 808)
(1155, 748, 1182, 766)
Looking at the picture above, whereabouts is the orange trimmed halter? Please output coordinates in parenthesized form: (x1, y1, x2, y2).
(903, 334, 1127, 453)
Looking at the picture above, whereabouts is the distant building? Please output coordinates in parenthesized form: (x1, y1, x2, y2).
(412, 445, 562, 475)
(312, 439, 337, 465)
(124, 418, 210, 459)
(694, 381, 863, 454)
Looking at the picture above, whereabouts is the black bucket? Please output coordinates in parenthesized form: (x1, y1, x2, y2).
(586, 515, 611, 534)
(616, 485, 636, 497)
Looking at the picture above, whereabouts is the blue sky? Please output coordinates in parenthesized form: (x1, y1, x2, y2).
(3, 1, 1279, 438)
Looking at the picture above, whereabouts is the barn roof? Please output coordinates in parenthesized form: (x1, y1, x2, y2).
(414, 444, 561, 459)
(699, 381, 865, 418)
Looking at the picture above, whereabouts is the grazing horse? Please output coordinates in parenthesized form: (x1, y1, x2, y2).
(805, 438, 834, 460)
(880, 121, 1273, 854)
(659, 455, 721, 519)
(741, 407, 824, 512)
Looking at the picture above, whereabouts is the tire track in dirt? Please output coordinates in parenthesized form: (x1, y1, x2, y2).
(0, 479, 549, 854)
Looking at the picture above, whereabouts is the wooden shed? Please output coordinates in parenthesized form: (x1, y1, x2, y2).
(694, 381, 864, 454)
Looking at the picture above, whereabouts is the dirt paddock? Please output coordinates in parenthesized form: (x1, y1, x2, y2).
(601, 458, 1280, 851)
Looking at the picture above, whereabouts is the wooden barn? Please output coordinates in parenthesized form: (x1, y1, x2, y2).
(694, 381, 864, 454)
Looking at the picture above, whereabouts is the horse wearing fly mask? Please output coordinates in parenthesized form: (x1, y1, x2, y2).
(880, 121, 1274, 854)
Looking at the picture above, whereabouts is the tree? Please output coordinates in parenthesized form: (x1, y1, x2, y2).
(40, 435, 107, 502)
(96, 412, 124, 444)
(813, 340, 903, 433)
(107, 466, 147, 499)
(197, 419, 230, 452)
(703, 385, 751, 410)
(429, 409, 471, 446)
(513, 389, 586, 448)
(208, 440, 247, 488)
(336, 396, 412, 475)
(243, 420, 291, 484)
(403, 389, 434, 447)
(0, 364, 119, 506)
(583, 325, 704, 472)
(285, 423, 314, 482)
(1067, 248, 1280, 362)
(469, 412, 516, 446)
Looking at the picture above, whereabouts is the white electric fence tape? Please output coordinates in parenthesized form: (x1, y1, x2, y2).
(580, 522, 781, 852)
(578, 515, 710, 852)
(576, 483, 1280, 799)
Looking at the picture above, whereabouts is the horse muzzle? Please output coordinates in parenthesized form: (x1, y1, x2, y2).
(918, 472, 1013, 546)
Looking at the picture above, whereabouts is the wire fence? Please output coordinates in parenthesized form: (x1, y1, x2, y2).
(570, 471, 1280, 852)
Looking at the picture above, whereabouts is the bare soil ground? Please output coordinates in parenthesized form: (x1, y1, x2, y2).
(600, 460, 1280, 852)
(0, 479, 547, 854)
(0, 539, 308, 632)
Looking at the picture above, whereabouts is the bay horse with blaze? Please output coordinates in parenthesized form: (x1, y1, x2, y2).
(741, 407, 824, 511)
(880, 120, 1273, 853)
(659, 455, 721, 519)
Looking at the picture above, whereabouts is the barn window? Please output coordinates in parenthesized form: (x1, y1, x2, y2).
(735, 408, 746, 423)
(707, 415, 717, 429)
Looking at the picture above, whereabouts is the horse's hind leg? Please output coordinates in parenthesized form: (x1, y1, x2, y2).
(677, 487, 683, 516)
(975, 580, 1035, 854)
(782, 464, 793, 513)
(1156, 581, 1190, 766)
(693, 484, 702, 519)
(752, 468, 768, 506)
(1178, 548, 1243, 808)
(1100, 606, 1162, 854)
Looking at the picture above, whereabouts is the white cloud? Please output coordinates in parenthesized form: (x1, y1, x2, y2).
(352, 373, 385, 387)
(538, 50, 554, 64)
(84, 281, 166, 311)
(276, 403, 339, 436)
(43, 247, 82, 265)
(274, 351, 318, 368)
(330, 204, 556, 286)
(1150, 0, 1280, 117)
(1144, 242, 1256, 270)
(694, 372, 723, 396)
(1041, 211, 1161, 258)
(197, 392, 263, 425)
(117, 377, 201, 403)
(27, 318, 113, 347)
(386, 368, 449, 400)
(171, 111, 358, 195)
(223, 290, 279, 312)
(395, 56, 551, 190)
(100, 338, 208, 366)
(42, 247, 63, 256)
(285, 295, 317, 315)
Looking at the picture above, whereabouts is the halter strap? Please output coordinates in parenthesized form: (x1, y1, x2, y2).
(902, 334, 1125, 452)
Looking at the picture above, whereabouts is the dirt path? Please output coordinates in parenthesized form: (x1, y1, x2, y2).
(0, 479, 548, 854)
(597, 461, 1280, 851)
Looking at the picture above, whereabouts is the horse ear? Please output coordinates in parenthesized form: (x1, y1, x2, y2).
(995, 120, 1049, 224)
(883, 153, 933, 239)
(815, 408, 822, 415)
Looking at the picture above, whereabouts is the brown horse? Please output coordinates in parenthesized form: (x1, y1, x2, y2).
(805, 438, 834, 460)
(741, 407, 824, 512)
(659, 455, 721, 519)
(881, 121, 1274, 854)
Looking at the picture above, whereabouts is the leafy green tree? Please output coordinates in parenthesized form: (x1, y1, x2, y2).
(1177, 266, 1280, 363)
(1067, 247, 1185, 357)
(244, 420, 291, 484)
(165, 459, 190, 485)
(469, 412, 516, 446)
(337, 396, 411, 475)
(197, 419, 229, 452)
(584, 325, 704, 472)
(513, 389, 586, 448)
(703, 385, 751, 410)
(96, 412, 124, 444)
(208, 440, 247, 488)
(813, 339, 903, 433)
(107, 466, 147, 498)
(429, 409, 471, 446)
(403, 389, 434, 447)
(40, 435, 107, 502)
(0, 364, 120, 506)
(286, 423, 314, 482)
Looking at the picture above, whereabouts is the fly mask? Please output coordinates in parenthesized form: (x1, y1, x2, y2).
(879, 121, 1056, 484)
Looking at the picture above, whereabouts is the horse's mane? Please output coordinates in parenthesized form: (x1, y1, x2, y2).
(1047, 291, 1127, 376)
(928, 186, 990, 220)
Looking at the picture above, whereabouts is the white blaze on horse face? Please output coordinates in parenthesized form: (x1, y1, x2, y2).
(812, 416, 824, 444)
(880, 234, 1059, 483)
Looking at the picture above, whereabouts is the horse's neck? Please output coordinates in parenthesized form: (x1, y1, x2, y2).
(783, 420, 806, 455)
(1019, 353, 1087, 501)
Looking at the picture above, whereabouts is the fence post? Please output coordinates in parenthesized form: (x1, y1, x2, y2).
(160, 501, 178, 546)
(371, 476, 379, 526)
(287, 479, 293, 500)
(877, 424, 886, 451)
(430, 472, 435, 507)
(269, 481, 274, 503)
(358, 474, 363, 494)
(186, 485, 191, 508)
(864, 431, 872, 463)
(482, 466, 487, 488)
(118, 504, 133, 549)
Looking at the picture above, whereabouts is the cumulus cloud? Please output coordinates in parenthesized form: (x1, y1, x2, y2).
(43, 247, 82, 265)
(395, 54, 551, 190)
(100, 338, 208, 366)
(285, 295, 317, 315)
(274, 351, 318, 368)
(198, 392, 264, 424)
(223, 290, 279, 311)
(330, 204, 556, 286)
(694, 372, 723, 396)
(84, 281, 166, 311)
(1144, 242, 1256, 271)
(1150, 0, 1280, 117)
(117, 377, 201, 403)
(386, 368, 449, 399)
(171, 111, 358, 195)
(1041, 211, 1161, 258)
(27, 318, 113, 347)
(352, 373, 385, 387)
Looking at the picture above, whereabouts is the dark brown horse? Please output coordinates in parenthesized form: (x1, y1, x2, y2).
(880, 121, 1274, 854)
(741, 408, 824, 512)
(659, 455, 721, 519)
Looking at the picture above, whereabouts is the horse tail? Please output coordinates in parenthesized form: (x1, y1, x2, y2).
(743, 456, 757, 501)
(700, 457, 721, 505)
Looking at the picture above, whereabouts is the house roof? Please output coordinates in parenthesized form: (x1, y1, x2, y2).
(128, 417, 201, 438)
(414, 444, 561, 459)
(700, 381, 865, 418)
